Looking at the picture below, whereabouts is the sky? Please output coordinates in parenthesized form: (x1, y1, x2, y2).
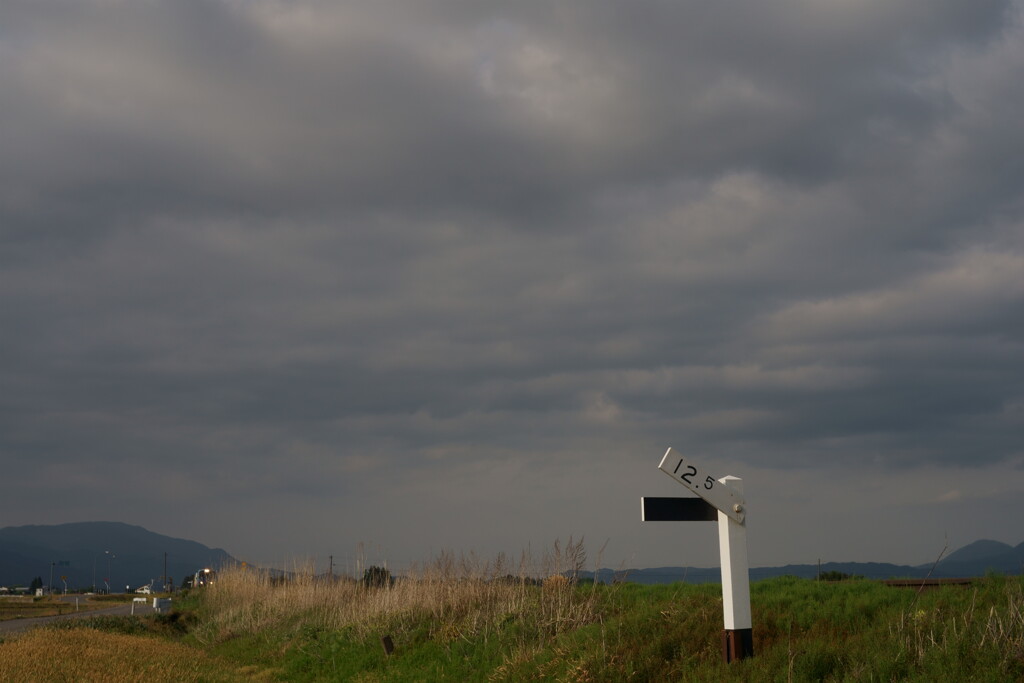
(2, 0, 1023, 575)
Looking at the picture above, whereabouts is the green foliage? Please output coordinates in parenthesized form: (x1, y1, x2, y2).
(818, 570, 863, 581)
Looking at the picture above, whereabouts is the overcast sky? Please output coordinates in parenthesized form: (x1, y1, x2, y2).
(2, 0, 1023, 574)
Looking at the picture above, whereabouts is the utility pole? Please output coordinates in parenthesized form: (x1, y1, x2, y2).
(163, 552, 168, 593)
(329, 555, 334, 582)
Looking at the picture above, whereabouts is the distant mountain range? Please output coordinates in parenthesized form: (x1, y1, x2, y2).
(0, 522, 235, 591)
(2, 523, 1021, 591)
(585, 539, 1024, 584)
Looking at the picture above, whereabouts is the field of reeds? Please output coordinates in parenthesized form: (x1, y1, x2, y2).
(1, 541, 1022, 681)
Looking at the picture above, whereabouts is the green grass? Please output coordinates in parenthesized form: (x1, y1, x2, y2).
(190, 571, 1024, 681)
(5, 565, 1023, 681)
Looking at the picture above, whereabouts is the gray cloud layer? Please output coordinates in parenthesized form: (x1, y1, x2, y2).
(2, 0, 1022, 568)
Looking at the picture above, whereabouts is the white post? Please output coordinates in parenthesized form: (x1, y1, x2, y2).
(717, 475, 753, 660)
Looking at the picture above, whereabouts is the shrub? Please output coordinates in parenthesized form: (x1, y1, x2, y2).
(362, 566, 392, 589)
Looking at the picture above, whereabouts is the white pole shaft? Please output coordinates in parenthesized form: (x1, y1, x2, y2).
(717, 475, 751, 630)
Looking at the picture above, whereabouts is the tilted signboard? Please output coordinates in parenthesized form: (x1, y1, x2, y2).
(657, 447, 745, 523)
(643, 447, 754, 662)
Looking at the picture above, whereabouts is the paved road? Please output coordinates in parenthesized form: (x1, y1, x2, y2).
(0, 601, 159, 636)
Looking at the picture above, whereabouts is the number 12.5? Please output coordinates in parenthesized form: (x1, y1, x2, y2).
(673, 459, 714, 490)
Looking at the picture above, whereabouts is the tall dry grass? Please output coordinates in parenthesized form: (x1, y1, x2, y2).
(193, 538, 603, 649)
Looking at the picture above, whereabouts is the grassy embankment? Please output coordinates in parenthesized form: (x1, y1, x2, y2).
(1, 545, 1022, 681)
(186, 567, 1024, 681)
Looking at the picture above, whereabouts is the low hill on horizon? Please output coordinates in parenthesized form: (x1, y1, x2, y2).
(0, 521, 235, 591)
(4, 523, 1020, 590)
(939, 538, 1015, 564)
(583, 538, 1024, 585)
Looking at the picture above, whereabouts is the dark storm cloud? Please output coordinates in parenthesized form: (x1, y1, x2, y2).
(3, 0, 1013, 221)
(2, 0, 1022, 565)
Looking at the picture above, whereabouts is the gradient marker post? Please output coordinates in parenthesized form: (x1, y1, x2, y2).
(642, 447, 753, 662)
(716, 475, 752, 661)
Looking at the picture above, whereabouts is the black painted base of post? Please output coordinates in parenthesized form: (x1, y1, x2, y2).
(721, 628, 754, 662)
